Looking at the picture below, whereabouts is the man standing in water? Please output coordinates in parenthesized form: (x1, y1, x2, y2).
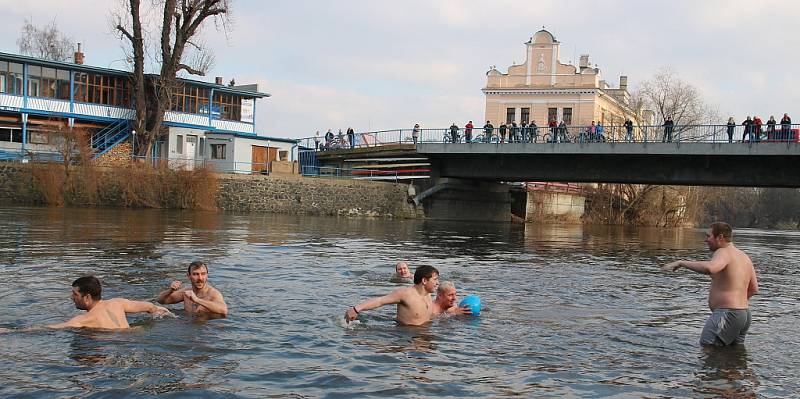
(48, 276, 172, 329)
(663, 222, 758, 346)
(432, 281, 471, 316)
(156, 261, 228, 317)
(346, 265, 439, 325)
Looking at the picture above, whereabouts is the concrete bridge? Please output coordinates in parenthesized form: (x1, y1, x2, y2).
(306, 127, 800, 221)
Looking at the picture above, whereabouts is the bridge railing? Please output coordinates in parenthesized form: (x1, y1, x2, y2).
(299, 124, 800, 150)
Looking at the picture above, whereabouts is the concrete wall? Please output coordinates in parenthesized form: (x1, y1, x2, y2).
(526, 191, 585, 223)
(217, 174, 422, 218)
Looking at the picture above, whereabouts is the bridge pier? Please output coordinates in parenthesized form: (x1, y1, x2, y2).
(415, 177, 511, 222)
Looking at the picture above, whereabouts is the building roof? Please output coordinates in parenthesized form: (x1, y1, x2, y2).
(0, 50, 270, 98)
(208, 130, 298, 144)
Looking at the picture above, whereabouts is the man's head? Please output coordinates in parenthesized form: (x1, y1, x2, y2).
(414, 265, 439, 293)
(71, 276, 102, 310)
(706, 222, 732, 250)
(395, 261, 412, 279)
(187, 261, 209, 290)
(435, 281, 457, 309)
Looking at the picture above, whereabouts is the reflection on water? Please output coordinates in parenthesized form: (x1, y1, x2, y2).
(0, 206, 797, 397)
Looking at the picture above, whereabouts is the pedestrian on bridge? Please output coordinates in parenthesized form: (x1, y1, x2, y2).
(483, 121, 494, 143)
(449, 123, 459, 143)
(742, 116, 753, 142)
(498, 123, 507, 143)
(510, 121, 518, 143)
(347, 127, 355, 149)
(624, 119, 634, 142)
(530, 120, 539, 143)
(412, 123, 420, 144)
(662, 117, 674, 142)
(780, 113, 792, 141)
(465, 121, 474, 143)
(726, 117, 736, 143)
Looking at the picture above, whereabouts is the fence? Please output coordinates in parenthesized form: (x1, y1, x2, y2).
(299, 124, 800, 149)
(300, 165, 399, 182)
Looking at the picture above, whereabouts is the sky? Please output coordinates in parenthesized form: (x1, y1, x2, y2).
(1, 0, 798, 139)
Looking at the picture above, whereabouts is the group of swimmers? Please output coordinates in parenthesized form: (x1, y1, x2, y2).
(2, 222, 758, 347)
(347, 222, 759, 347)
(8, 261, 227, 331)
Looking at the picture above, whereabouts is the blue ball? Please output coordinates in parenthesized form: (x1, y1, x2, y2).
(459, 295, 481, 316)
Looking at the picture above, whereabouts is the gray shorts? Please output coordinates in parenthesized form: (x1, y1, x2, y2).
(700, 308, 752, 346)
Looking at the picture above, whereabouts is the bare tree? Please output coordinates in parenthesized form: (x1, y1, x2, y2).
(17, 19, 75, 62)
(632, 68, 719, 139)
(114, 0, 231, 156)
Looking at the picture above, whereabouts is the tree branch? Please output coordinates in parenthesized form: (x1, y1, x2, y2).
(177, 63, 205, 76)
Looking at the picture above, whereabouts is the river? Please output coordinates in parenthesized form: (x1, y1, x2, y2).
(0, 206, 797, 398)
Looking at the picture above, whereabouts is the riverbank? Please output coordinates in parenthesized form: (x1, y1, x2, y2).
(0, 163, 422, 219)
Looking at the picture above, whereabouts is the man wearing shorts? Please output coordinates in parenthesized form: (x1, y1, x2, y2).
(663, 222, 759, 346)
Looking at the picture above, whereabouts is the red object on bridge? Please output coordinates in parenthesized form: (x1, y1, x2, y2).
(763, 129, 799, 143)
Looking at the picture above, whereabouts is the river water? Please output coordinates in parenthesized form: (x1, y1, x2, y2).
(0, 206, 797, 398)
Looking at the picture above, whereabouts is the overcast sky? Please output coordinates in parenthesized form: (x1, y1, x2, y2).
(1, 0, 798, 138)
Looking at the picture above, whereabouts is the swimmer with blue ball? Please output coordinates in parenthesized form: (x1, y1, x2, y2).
(433, 281, 475, 316)
(458, 294, 481, 316)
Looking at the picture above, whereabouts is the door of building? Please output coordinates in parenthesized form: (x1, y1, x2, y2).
(184, 135, 197, 170)
(252, 145, 267, 173)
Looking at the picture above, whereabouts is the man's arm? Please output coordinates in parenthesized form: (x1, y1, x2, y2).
(345, 288, 405, 322)
(446, 305, 472, 316)
(156, 281, 185, 304)
(185, 290, 228, 316)
(663, 251, 728, 275)
(122, 299, 173, 317)
(47, 314, 90, 329)
(747, 265, 759, 299)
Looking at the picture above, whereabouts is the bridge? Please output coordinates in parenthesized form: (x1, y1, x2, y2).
(302, 124, 800, 221)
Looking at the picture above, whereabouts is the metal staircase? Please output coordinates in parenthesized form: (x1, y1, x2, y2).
(91, 120, 132, 158)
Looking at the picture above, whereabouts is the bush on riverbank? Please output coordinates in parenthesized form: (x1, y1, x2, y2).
(25, 135, 219, 210)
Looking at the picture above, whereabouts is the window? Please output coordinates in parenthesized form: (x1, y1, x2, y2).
(27, 65, 41, 97)
(29, 131, 49, 144)
(198, 137, 206, 157)
(74, 73, 130, 106)
(210, 144, 226, 159)
(0, 61, 6, 93)
(563, 108, 573, 125)
(176, 135, 183, 154)
(170, 84, 209, 114)
(0, 127, 23, 142)
(213, 92, 242, 121)
(506, 108, 515, 124)
(548, 108, 557, 123)
(279, 150, 288, 161)
(520, 108, 530, 124)
(57, 70, 70, 100)
(8, 63, 23, 95)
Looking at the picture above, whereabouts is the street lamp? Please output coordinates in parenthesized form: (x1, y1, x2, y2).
(131, 129, 136, 159)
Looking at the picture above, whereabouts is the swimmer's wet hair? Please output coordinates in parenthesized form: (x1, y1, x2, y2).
(72, 276, 102, 300)
(414, 265, 439, 284)
(187, 261, 208, 274)
(437, 281, 455, 294)
(710, 222, 732, 241)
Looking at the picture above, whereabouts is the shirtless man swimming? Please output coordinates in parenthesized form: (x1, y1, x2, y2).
(47, 276, 172, 329)
(663, 222, 758, 346)
(432, 281, 470, 316)
(345, 265, 439, 326)
(156, 261, 228, 317)
(394, 261, 413, 279)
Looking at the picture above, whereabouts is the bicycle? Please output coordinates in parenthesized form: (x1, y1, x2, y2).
(443, 132, 461, 143)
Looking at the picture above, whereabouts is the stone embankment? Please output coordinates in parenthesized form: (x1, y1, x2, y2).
(0, 163, 423, 219)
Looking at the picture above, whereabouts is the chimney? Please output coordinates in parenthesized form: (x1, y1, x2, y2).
(579, 54, 589, 68)
(74, 43, 84, 65)
(215, 76, 223, 85)
(619, 75, 628, 91)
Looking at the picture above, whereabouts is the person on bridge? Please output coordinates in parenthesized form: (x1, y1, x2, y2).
(510, 121, 519, 143)
(498, 122, 507, 143)
(412, 123, 420, 144)
(520, 121, 528, 142)
(156, 261, 228, 317)
(624, 119, 634, 142)
(465, 121, 474, 143)
(662, 117, 674, 142)
(662, 222, 758, 346)
(483, 121, 494, 143)
(47, 276, 172, 329)
(347, 127, 356, 149)
(432, 281, 471, 316)
(767, 116, 777, 140)
(752, 116, 763, 142)
(324, 129, 334, 149)
(741, 116, 753, 142)
(345, 265, 440, 326)
(726, 117, 736, 143)
(530, 120, 539, 143)
(780, 113, 792, 141)
(449, 123, 459, 143)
